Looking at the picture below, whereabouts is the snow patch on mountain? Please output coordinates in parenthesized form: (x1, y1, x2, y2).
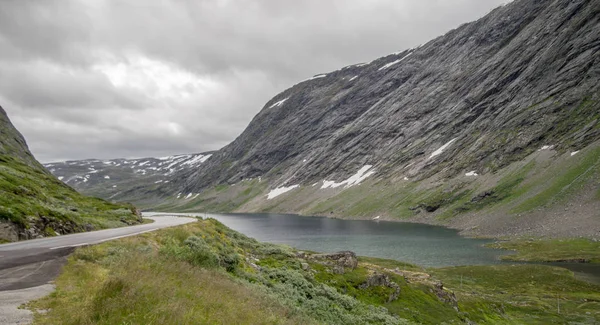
(269, 98, 289, 108)
(321, 165, 375, 189)
(378, 52, 413, 71)
(429, 138, 458, 159)
(304, 74, 327, 82)
(267, 184, 300, 200)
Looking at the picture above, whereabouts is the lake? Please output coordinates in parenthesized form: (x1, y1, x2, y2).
(146, 212, 600, 282)
(147, 212, 507, 267)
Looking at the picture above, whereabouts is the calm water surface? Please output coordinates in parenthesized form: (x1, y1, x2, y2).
(146, 212, 600, 282)
(150, 212, 506, 267)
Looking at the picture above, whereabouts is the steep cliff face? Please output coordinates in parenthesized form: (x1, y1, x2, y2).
(46, 0, 600, 238)
(0, 106, 141, 242)
(182, 0, 599, 191)
(161, 0, 599, 238)
(0, 106, 45, 170)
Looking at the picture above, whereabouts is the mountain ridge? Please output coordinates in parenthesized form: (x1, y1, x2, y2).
(176, 0, 599, 192)
(47, 0, 600, 239)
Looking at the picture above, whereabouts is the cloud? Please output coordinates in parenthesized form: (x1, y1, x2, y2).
(0, 0, 508, 162)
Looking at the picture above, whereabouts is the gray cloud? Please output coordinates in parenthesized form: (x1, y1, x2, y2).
(0, 0, 508, 163)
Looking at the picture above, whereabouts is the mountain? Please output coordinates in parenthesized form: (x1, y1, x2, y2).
(44, 153, 213, 207)
(0, 106, 141, 242)
(48, 0, 600, 239)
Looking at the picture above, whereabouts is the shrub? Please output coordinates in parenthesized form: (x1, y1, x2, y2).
(220, 252, 241, 272)
(183, 236, 219, 268)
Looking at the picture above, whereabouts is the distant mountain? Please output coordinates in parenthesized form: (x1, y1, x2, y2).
(49, 0, 600, 239)
(0, 106, 141, 242)
(44, 153, 213, 207)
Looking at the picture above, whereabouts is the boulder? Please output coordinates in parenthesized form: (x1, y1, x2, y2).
(308, 251, 358, 274)
(359, 273, 401, 303)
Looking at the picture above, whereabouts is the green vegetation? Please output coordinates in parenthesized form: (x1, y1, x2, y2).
(437, 160, 536, 219)
(30, 219, 407, 325)
(28, 220, 600, 324)
(29, 245, 309, 325)
(153, 179, 267, 213)
(433, 264, 600, 324)
(489, 238, 600, 263)
(307, 180, 422, 219)
(513, 147, 600, 213)
(0, 154, 139, 238)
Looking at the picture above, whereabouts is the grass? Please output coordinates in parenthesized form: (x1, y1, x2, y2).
(30, 220, 408, 324)
(513, 147, 600, 213)
(29, 246, 307, 325)
(437, 160, 536, 220)
(433, 264, 600, 324)
(358, 256, 423, 272)
(0, 154, 140, 240)
(488, 238, 600, 263)
(152, 179, 267, 213)
(310, 262, 462, 324)
(28, 219, 600, 324)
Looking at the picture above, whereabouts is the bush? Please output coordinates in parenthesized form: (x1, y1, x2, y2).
(220, 253, 241, 272)
(246, 266, 403, 325)
(184, 236, 220, 268)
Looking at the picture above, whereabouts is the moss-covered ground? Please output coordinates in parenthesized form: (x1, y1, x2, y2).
(489, 238, 600, 263)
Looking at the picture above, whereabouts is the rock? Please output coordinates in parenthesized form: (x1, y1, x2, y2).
(301, 262, 310, 271)
(35, 0, 600, 240)
(295, 251, 307, 259)
(178, 0, 600, 198)
(0, 221, 19, 242)
(308, 251, 358, 274)
(359, 273, 401, 303)
(471, 191, 495, 203)
(430, 282, 458, 308)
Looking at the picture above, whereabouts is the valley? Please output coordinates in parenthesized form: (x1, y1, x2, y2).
(2, 0, 600, 323)
(45, 0, 600, 241)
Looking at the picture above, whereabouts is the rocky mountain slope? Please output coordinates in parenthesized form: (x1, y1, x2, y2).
(49, 0, 600, 239)
(44, 153, 213, 206)
(0, 106, 141, 242)
(182, 0, 599, 188)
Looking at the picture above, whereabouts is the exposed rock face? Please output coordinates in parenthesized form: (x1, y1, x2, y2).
(0, 106, 46, 170)
(19, 216, 83, 240)
(309, 251, 359, 274)
(176, 0, 599, 192)
(0, 221, 19, 242)
(42, 0, 600, 238)
(430, 282, 458, 309)
(359, 273, 401, 303)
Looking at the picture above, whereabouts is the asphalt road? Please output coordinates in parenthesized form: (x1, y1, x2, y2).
(0, 215, 196, 325)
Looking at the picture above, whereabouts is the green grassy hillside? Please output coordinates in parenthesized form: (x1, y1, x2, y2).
(0, 106, 140, 242)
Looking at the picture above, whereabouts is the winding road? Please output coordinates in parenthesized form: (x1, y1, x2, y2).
(0, 215, 196, 324)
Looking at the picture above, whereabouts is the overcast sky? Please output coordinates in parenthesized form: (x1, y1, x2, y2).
(0, 0, 507, 163)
